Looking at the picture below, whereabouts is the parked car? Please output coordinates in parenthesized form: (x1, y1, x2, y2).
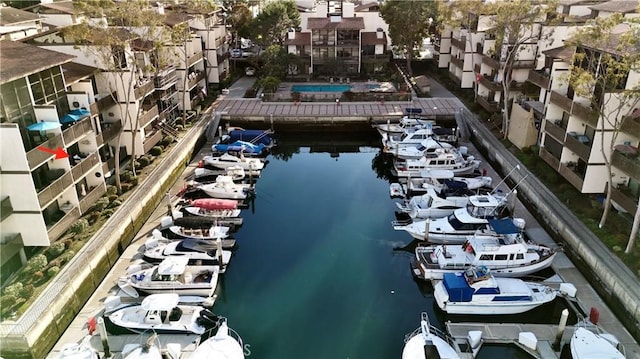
(241, 50, 253, 58)
(245, 67, 256, 76)
(231, 49, 241, 58)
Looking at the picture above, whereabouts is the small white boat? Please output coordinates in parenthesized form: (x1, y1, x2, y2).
(396, 187, 470, 219)
(433, 266, 558, 315)
(183, 206, 242, 219)
(373, 111, 431, 138)
(402, 312, 482, 359)
(412, 218, 558, 280)
(191, 317, 245, 359)
(119, 257, 220, 297)
(197, 175, 254, 200)
(57, 335, 98, 359)
(143, 236, 232, 267)
(194, 165, 259, 181)
(203, 153, 265, 171)
(169, 225, 230, 240)
(388, 138, 453, 160)
(102, 293, 216, 335)
(392, 170, 492, 198)
(570, 322, 626, 359)
(392, 150, 480, 177)
(394, 197, 510, 244)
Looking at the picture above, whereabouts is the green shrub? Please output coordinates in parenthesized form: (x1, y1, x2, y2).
(103, 208, 115, 218)
(106, 185, 117, 196)
(87, 211, 101, 224)
(70, 219, 89, 234)
(150, 146, 163, 156)
(161, 135, 175, 146)
(137, 156, 150, 168)
(45, 241, 66, 259)
(47, 266, 60, 278)
(25, 255, 48, 275)
(58, 251, 75, 265)
(33, 271, 44, 281)
(93, 197, 109, 211)
(129, 176, 139, 186)
(3, 283, 23, 297)
(121, 183, 133, 192)
(176, 125, 184, 131)
(19, 284, 34, 298)
(120, 170, 133, 182)
(108, 200, 122, 209)
(108, 195, 119, 202)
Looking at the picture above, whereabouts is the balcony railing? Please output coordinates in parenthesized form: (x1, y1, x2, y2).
(550, 90, 572, 113)
(154, 67, 179, 90)
(95, 133, 104, 147)
(139, 105, 159, 128)
(474, 63, 481, 74)
(143, 130, 163, 153)
(476, 96, 500, 113)
(187, 51, 204, 67)
(71, 152, 100, 182)
(544, 120, 566, 142)
(482, 54, 500, 69)
(558, 162, 584, 190)
(90, 91, 117, 115)
(134, 80, 154, 99)
(361, 54, 388, 61)
(621, 114, 640, 135)
(79, 183, 106, 213)
(1, 196, 13, 221)
(187, 72, 205, 90)
(62, 117, 93, 146)
(102, 157, 115, 176)
(572, 101, 598, 126)
(610, 185, 639, 215)
(564, 134, 591, 161)
(478, 76, 502, 92)
(539, 147, 560, 170)
(450, 36, 466, 49)
(38, 171, 73, 208)
(527, 70, 550, 89)
(451, 57, 464, 69)
(612, 150, 640, 180)
(26, 134, 63, 170)
(512, 59, 536, 69)
(101, 120, 122, 142)
(47, 207, 81, 241)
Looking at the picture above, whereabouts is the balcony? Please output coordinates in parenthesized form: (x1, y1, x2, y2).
(79, 183, 106, 213)
(612, 150, 640, 180)
(187, 51, 204, 67)
(527, 70, 550, 89)
(47, 207, 80, 241)
(143, 130, 163, 153)
(477, 96, 500, 113)
(187, 72, 205, 90)
(154, 67, 179, 90)
(572, 101, 598, 126)
(101, 120, 122, 142)
(134, 79, 154, 99)
(337, 39, 359, 46)
(512, 59, 536, 69)
(451, 56, 464, 69)
(71, 152, 100, 182)
(102, 157, 115, 176)
(611, 185, 639, 215)
(478, 76, 502, 92)
(90, 92, 117, 115)
(139, 105, 159, 128)
(482, 54, 500, 69)
(26, 134, 63, 170)
(37, 171, 73, 208)
(550, 90, 572, 113)
(1, 196, 13, 221)
(539, 147, 560, 169)
(474, 64, 481, 74)
(564, 134, 591, 161)
(544, 120, 566, 142)
(95, 133, 104, 147)
(621, 114, 640, 135)
(558, 162, 584, 190)
(361, 54, 388, 62)
(62, 117, 93, 146)
(450, 36, 466, 49)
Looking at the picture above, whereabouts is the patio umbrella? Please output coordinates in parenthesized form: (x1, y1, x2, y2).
(60, 108, 90, 124)
(27, 121, 61, 131)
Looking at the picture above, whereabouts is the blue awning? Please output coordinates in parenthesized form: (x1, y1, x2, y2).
(60, 108, 90, 124)
(488, 218, 520, 234)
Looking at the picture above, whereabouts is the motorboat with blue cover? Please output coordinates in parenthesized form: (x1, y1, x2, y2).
(433, 266, 558, 315)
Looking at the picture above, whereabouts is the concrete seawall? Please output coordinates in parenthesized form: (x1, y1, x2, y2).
(461, 109, 640, 341)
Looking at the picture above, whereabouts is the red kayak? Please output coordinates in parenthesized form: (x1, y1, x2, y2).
(191, 198, 238, 210)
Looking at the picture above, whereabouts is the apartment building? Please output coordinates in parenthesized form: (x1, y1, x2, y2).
(0, 41, 109, 278)
(0, 5, 44, 41)
(285, 1, 390, 76)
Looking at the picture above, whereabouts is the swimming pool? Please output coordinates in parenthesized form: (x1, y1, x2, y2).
(291, 84, 351, 93)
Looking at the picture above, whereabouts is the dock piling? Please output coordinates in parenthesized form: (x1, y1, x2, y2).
(97, 317, 111, 357)
(553, 309, 569, 351)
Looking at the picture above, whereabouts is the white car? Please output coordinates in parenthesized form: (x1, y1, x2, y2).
(245, 67, 256, 76)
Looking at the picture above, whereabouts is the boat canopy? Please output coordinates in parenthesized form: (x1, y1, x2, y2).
(191, 198, 238, 210)
(488, 218, 521, 234)
(443, 273, 473, 302)
(419, 169, 455, 179)
(158, 257, 189, 275)
(141, 293, 179, 311)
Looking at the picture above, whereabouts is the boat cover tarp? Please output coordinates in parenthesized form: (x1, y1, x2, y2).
(443, 273, 473, 302)
(229, 129, 272, 145)
(444, 179, 469, 190)
(191, 198, 238, 210)
(488, 218, 520, 234)
(141, 293, 179, 311)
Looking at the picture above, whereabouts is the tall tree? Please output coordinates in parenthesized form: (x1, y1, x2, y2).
(226, 2, 254, 41)
(65, 0, 165, 193)
(564, 14, 640, 249)
(251, 0, 300, 47)
(482, 0, 557, 136)
(380, 0, 437, 76)
(260, 44, 299, 79)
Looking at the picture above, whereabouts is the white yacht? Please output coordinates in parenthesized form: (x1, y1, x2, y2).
(392, 149, 480, 177)
(570, 321, 626, 359)
(203, 153, 265, 171)
(191, 318, 245, 359)
(402, 312, 482, 359)
(197, 175, 254, 200)
(396, 187, 472, 220)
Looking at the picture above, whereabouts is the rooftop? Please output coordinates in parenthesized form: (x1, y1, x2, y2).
(0, 6, 41, 26)
(307, 17, 365, 30)
(0, 40, 74, 84)
(361, 31, 387, 45)
(589, 0, 640, 13)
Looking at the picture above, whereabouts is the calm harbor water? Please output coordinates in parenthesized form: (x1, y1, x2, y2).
(212, 132, 569, 359)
